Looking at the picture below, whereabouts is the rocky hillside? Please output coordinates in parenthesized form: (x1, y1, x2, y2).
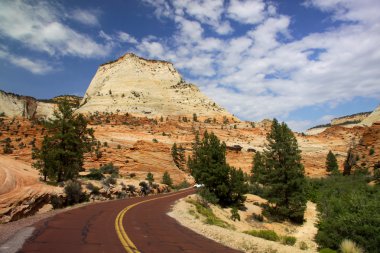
(77, 53, 235, 119)
(331, 111, 371, 125)
(0, 90, 55, 119)
(361, 104, 380, 126)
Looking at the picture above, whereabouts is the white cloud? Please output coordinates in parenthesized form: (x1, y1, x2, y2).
(117, 32, 138, 44)
(0, 0, 111, 58)
(140, 0, 380, 130)
(70, 9, 100, 26)
(0, 49, 54, 74)
(227, 0, 266, 24)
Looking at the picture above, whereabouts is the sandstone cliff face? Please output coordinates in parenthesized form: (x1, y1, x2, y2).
(331, 112, 371, 126)
(0, 90, 55, 119)
(77, 53, 234, 119)
(361, 105, 380, 126)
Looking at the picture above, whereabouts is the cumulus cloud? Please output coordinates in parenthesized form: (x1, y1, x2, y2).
(0, 0, 111, 59)
(0, 49, 54, 74)
(139, 0, 380, 129)
(70, 9, 100, 26)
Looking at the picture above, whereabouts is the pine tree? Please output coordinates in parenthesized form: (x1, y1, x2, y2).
(171, 143, 185, 170)
(261, 119, 307, 223)
(161, 171, 173, 188)
(326, 150, 339, 174)
(33, 100, 94, 182)
(343, 148, 356, 176)
(251, 151, 266, 184)
(188, 131, 248, 207)
(146, 172, 154, 185)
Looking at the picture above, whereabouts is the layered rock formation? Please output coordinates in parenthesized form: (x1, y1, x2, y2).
(0, 90, 55, 119)
(77, 53, 234, 119)
(361, 104, 380, 126)
(331, 112, 371, 126)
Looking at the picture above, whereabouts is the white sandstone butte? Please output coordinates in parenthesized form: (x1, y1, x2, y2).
(77, 53, 235, 119)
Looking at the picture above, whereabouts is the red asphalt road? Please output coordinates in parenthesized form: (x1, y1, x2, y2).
(20, 188, 241, 253)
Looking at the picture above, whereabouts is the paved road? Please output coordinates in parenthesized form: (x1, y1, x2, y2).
(20, 188, 241, 253)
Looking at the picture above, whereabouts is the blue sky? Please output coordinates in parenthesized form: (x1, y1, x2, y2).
(0, 0, 379, 131)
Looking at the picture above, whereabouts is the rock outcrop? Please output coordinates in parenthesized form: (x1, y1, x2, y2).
(331, 112, 371, 126)
(77, 53, 235, 119)
(361, 104, 380, 126)
(0, 90, 55, 119)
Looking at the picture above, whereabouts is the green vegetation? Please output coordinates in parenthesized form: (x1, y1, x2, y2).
(64, 180, 88, 206)
(319, 248, 337, 253)
(2, 137, 13, 154)
(188, 131, 248, 207)
(369, 147, 375, 155)
(186, 199, 230, 228)
(251, 119, 307, 223)
(326, 150, 339, 174)
(244, 229, 296, 246)
(230, 207, 240, 221)
(308, 175, 380, 252)
(193, 113, 198, 122)
(146, 172, 154, 185)
(161, 171, 173, 187)
(172, 180, 190, 190)
(171, 142, 185, 170)
(244, 230, 279, 242)
(33, 100, 94, 182)
(343, 148, 356, 176)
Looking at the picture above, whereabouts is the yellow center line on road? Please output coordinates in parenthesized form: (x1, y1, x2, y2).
(115, 188, 193, 253)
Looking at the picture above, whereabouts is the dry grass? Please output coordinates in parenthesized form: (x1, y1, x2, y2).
(340, 239, 364, 253)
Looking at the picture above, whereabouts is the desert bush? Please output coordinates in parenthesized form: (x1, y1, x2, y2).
(319, 249, 337, 253)
(197, 187, 219, 205)
(299, 241, 308, 250)
(161, 171, 173, 187)
(186, 199, 230, 228)
(152, 138, 158, 143)
(86, 183, 100, 195)
(139, 181, 150, 195)
(244, 230, 279, 242)
(86, 168, 104, 180)
(230, 207, 240, 221)
(64, 181, 88, 206)
(340, 239, 364, 253)
(99, 163, 119, 175)
(252, 213, 264, 222)
(369, 147, 375, 156)
(173, 180, 190, 190)
(127, 185, 136, 193)
(129, 172, 136, 178)
(50, 195, 65, 209)
(103, 176, 117, 186)
(281, 235, 296, 246)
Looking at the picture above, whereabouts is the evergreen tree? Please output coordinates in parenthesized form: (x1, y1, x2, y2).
(33, 100, 94, 182)
(251, 151, 266, 184)
(171, 143, 185, 170)
(260, 119, 307, 223)
(188, 131, 248, 207)
(146, 172, 154, 185)
(326, 150, 339, 174)
(343, 148, 356, 176)
(161, 171, 173, 188)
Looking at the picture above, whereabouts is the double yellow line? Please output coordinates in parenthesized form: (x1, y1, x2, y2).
(115, 189, 192, 253)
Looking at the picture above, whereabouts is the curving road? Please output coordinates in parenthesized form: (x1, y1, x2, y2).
(20, 188, 241, 253)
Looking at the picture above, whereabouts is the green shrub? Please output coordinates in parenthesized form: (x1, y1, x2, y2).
(369, 148, 375, 155)
(64, 181, 88, 205)
(103, 176, 117, 186)
(244, 230, 279, 242)
(186, 199, 230, 228)
(230, 207, 240, 221)
(99, 163, 119, 175)
(127, 184, 136, 193)
(139, 181, 150, 195)
(198, 187, 219, 204)
(161, 171, 173, 187)
(319, 248, 337, 253)
(313, 175, 380, 252)
(173, 180, 190, 190)
(129, 172, 136, 178)
(50, 195, 65, 209)
(86, 183, 100, 194)
(281, 235, 296, 246)
(86, 168, 104, 180)
(152, 138, 158, 143)
(252, 213, 264, 222)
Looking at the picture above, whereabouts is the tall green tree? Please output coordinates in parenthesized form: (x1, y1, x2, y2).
(33, 100, 94, 182)
(146, 172, 154, 185)
(251, 151, 266, 184)
(171, 142, 185, 170)
(188, 131, 248, 207)
(343, 148, 356, 176)
(326, 150, 339, 174)
(161, 171, 173, 188)
(260, 119, 307, 223)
